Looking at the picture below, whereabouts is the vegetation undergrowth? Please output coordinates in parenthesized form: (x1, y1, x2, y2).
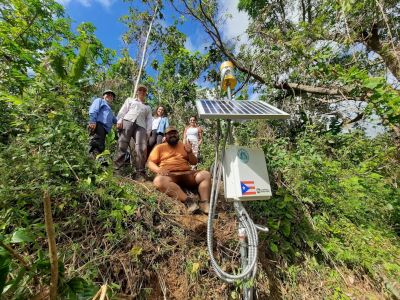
(1, 0, 400, 299)
(247, 129, 400, 299)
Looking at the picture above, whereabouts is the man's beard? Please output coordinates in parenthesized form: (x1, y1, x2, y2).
(167, 139, 178, 146)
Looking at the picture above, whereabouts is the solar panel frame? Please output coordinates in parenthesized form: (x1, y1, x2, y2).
(196, 99, 290, 120)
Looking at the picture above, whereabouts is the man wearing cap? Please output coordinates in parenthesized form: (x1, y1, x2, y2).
(88, 90, 117, 159)
(147, 126, 211, 214)
(113, 84, 152, 180)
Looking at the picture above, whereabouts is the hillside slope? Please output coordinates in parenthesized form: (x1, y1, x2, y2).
(1, 130, 399, 299)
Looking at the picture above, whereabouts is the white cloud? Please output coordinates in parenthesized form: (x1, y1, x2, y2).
(96, 0, 116, 8)
(184, 37, 197, 53)
(56, 0, 116, 8)
(55, 0, 72, 6)
(219, 0, 249, 45)
(184, 27, 209, 54)
(249, 92, 259, 101)
(76, 0, 90, 7)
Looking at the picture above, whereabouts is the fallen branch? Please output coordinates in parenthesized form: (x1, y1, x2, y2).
(92, 285, 108, 300)
(43, 190, 58, 300)
(0, 242, 31, 268)
(29, 290, 49, 300)
(63, 156, 80, 181)
(0, 242, 41, 286)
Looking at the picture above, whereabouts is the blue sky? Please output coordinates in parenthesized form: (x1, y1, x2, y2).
(54, 0, 387, 135)
(56, 0, 254, 94)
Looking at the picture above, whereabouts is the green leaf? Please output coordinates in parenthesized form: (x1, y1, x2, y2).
(108, 282, 120, 290)
(0, 252, 10, 295)
(270, 243, 278, 252)
(3, 267, 26, 295)
(10, 230, 34, 243)
(270, 234, 279, 242)
(284, 194, 293, 201)
(277, 201, 286, 209)
(78, 282, 99, 300)
(386, 204, 394, 211)
(50, 54, 67, 81)
(362, 77, 383, 89)
(369, 173, 382, 179)
(38, 249, 45, 260)
(0, 264, 9, 295)
(68, 277, 85, 294)
(282, 225, 290, 237)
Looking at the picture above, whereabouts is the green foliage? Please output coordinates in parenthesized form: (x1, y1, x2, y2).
(1, 0, 400, 298)
(248, 130, 400, 285)
(0, 251, 11, 295)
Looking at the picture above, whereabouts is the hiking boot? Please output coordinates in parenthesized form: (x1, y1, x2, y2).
(89, 149, 101, 160)
(184, 197, 199, 214)
(198, 200, 210, 215)
(98, 156, 109, 167)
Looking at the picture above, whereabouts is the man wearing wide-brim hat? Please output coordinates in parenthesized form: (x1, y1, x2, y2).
(88, 90, 118, 159)
(113, 84, 152, 180)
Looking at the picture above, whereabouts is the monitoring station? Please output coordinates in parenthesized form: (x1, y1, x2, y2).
(197, 61, 290, 300)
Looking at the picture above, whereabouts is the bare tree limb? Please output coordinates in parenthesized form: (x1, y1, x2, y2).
(63, 156, 79, 181)
(232, 65, 253, 96)
(133, 1, 159, 97)
(310, 97, 346, 103)
(325, 111, 364, 124)
(0, 242, 41, 286)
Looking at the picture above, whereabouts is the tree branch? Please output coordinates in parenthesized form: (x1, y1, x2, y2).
(325, 111, 364, 124)
(232, 65, 253, 96)
(16, 12, 39, 42)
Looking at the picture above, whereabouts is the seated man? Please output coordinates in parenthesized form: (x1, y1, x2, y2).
(147, 126, 211, 214)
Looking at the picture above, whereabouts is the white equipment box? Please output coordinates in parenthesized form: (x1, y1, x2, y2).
(223, 145, 272, 201)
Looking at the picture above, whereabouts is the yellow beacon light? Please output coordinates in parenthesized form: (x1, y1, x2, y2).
(220, 61, 237, 90)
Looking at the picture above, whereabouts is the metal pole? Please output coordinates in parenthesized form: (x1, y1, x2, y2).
(227, 83, 253, 300)
(227, 84, 233, 144)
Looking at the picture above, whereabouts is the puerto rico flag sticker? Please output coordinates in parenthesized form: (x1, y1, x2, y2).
(241, 181, 256, 195)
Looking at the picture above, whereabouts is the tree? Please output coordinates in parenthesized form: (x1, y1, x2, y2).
(170, 0, 400, 142)
(0, 0, 71, 94)
(120, 0, 165, 96)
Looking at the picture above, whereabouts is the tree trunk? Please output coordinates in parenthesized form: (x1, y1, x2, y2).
(133, 2, 159, 97)
(363, 25, 400, 81)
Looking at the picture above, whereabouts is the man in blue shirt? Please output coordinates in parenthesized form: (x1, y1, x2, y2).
(88, 90, 118, 159)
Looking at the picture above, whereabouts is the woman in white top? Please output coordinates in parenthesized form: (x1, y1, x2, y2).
(183, 116, 203, 170)
(147, 105, 169, 158)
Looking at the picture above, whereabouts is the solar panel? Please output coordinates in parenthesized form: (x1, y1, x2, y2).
(196, 100, 290, 120)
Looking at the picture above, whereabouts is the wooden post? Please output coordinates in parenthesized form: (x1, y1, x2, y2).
(43, 190, 58, 300)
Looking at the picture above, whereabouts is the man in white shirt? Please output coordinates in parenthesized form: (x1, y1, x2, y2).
(113, 84, 152, 180)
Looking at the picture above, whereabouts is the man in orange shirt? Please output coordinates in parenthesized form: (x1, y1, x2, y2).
(147, 126, 211, 214)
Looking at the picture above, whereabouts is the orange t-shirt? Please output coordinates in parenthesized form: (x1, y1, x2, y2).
(148, 142, 191, 172)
